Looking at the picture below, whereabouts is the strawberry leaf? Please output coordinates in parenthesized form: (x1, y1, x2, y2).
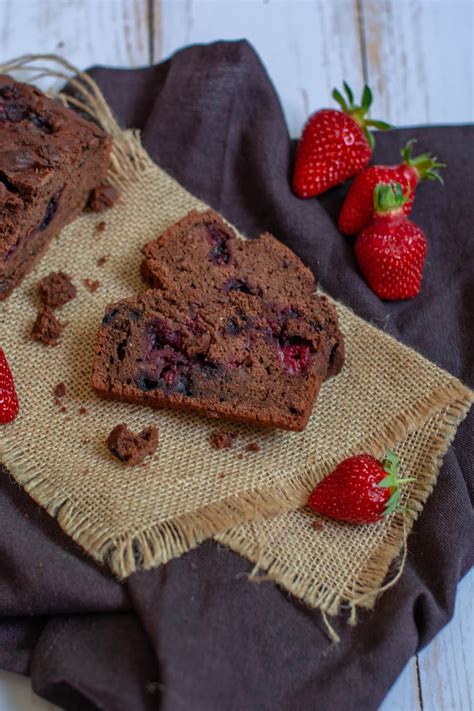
(361, 85, 373, 111)
(343, 81, 354, 107)
(332, 88, 349, 113)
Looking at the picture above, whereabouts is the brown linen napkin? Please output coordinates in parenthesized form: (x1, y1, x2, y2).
(0, 57, 471, 607)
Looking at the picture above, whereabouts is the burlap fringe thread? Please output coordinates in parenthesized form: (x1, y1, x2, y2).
(0, 56, 472, 617)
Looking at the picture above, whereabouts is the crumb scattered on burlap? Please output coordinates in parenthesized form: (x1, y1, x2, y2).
(53, 382, 67, 399)
(209, 431, 235, 450)
(38, 271, 77, 309)
(97, 255, 109, 266)
(95, 221, 107, 233)
(83, 279, 101, 293)
(31, 308, 64, 346)
(79, 406, 88, 415)
(311, 520, 324, 531)
(246, 442, 261, 453)
(88, 184, 120, 212)
(106, 423, 158, 466)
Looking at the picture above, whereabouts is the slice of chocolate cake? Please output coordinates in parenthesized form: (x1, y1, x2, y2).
(91, 287, 338, 431)
(141, 210, 344, 378)
(0, 76, 112, 300)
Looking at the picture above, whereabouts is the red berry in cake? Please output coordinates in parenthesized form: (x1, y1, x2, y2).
(0, 348, 19, 424)
(308, 450, 413, 524)
(292, 82, 391, 198)
(355, 182, 427, 301)
(339, 139, 445, 235)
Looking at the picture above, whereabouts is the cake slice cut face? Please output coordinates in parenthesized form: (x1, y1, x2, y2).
(92, 210, 344, 431)
(92, 288, 339, 431)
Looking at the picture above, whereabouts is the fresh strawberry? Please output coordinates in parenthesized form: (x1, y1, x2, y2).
(339, 139, 444, 235)
(308, 450, 413, 524)
(292, 82, 390, 198)
(0, 348, 19, 424)
(355, 182, 427, 300)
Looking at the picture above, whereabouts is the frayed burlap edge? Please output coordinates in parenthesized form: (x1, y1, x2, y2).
(0, 56, 472, 596)
(218, 391, 473, 617)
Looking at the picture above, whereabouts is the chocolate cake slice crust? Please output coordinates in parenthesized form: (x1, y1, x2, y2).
(0, 76, 112, 300)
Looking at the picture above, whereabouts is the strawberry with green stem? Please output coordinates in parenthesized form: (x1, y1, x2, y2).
(293, 82, 391, 198)
(339, 139, 445, 235)
(355, 181, 428, 300)
(308, 450, 413, 524)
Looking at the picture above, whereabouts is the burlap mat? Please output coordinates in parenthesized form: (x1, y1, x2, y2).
(0, 57, 472, 613)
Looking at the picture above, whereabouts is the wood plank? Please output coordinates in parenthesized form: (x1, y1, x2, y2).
(380, 658, 421, 711)
(155, 0, 365, 137)
(0, 0, 149, 83)
(360, 0, 474, 126)
(417, 568, 474, 711)
(0, 670, 56, 710)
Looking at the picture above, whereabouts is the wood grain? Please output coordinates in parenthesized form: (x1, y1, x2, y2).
(360, 0, 474, 125)
(155, 0, 365, 137)
(0, 0, 149, 75)
(418, 568, 474, 711)
(380, 658, 422, 711)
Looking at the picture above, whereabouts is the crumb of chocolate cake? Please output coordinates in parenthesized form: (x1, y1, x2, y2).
(97, 255, 108, 266)
(88, 184, 120, 212)
(60, 406, 67, 413)
(54, 382, 67, 398)
(106, 423, 158, 466)
(38, 271, 76, 309)
(79, 406, 88, 415)
(95, 221, 107, 233)
(246, 442, 261, 452)
(210, 431, 235, 450)
(83, 278, 101, 293)
(311, 520, 324, 530)
(31, 308, 64, 345)
(217, 472, 225, 479)
(236, 453, 244, 460)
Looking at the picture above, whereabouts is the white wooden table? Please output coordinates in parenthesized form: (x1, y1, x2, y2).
(0, 1, 472, 709)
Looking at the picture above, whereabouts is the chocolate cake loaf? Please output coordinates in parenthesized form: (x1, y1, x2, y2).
(0, 76, 112, 300)
(91, 211, 344, 431)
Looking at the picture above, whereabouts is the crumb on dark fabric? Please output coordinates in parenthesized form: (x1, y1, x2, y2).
(83, 278, 101, 293)
(210, 431, 235, 450)
(31, 308, 64, 346)
(246, 442, 261, 452)
(38, 271, 77, 309)
(88, 184, 120, 212)
(54, 382, 67, 398)
(79, 406, 88, 415)
(97, 255, 108, 266)
(106, 423, 158, 466)
(95, 221, 107, 233)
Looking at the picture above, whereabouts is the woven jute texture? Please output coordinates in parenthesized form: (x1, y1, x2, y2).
(0, 58, 472, 612)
